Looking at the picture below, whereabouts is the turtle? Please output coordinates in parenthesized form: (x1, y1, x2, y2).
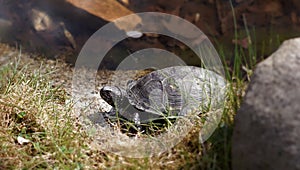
(100, 66, 226, 127)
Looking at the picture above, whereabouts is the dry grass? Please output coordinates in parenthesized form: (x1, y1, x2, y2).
(0, 55, 244, 169)
(0, 59, 98, 169)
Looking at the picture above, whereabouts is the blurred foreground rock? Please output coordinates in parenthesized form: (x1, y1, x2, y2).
(232, 38, 300, 169)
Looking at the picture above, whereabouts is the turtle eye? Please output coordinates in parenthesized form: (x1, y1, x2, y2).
(100, 86, 121, 105)
(100, 87, 114, 106)
(100, 86, 126, 107)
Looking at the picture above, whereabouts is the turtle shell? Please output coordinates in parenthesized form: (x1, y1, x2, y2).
(123, 66, 226, 123)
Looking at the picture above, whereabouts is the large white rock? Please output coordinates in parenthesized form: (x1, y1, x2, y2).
(232, 38, 300, 170)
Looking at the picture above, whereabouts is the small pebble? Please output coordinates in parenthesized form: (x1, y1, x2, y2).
(126, 31, 143, 38)
(17, 136, 30, 145)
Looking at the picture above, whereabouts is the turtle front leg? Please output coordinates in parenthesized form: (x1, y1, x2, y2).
(103, 108, 118, 122)
(103, 109, 142, 131)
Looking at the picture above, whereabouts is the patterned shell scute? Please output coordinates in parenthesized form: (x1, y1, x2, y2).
(126, 66, 226, 118)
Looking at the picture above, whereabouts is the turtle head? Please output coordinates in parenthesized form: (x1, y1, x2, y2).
(100, 86, 126, 107)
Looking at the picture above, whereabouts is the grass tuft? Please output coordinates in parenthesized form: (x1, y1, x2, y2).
(0, 58, 102, 169)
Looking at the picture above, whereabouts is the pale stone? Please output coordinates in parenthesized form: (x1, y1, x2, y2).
(232, 38, 300, 170)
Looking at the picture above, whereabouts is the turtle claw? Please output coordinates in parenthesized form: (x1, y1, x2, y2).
(133, 112, 142, 131)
